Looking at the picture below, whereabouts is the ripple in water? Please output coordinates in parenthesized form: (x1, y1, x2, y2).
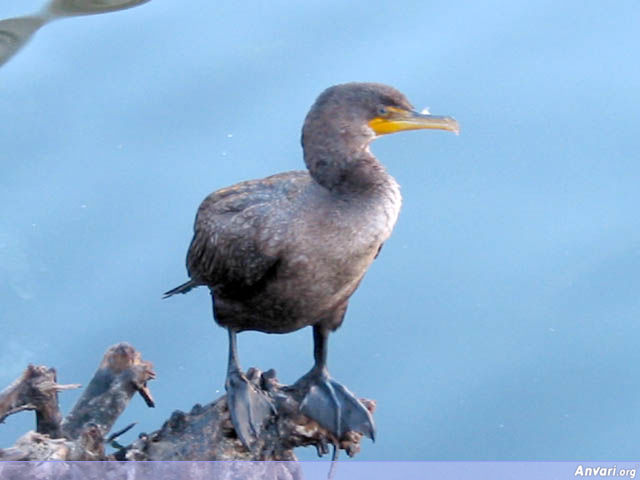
(0, 0, 150, 67)
(0, 16, 46, 67)
(45, 0, 151, 17)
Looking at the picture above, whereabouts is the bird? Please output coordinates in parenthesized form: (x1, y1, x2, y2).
(164, 82, 459, 450)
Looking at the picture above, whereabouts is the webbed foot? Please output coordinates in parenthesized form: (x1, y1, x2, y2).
(226, 369, 275, 450)
(297, 368, 375, 441)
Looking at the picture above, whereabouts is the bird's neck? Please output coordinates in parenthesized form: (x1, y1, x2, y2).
(303, 135, 393, 195)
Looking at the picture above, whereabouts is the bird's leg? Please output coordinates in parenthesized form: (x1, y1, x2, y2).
(225, 328, 275, 450)
(295, 325, 376, 441)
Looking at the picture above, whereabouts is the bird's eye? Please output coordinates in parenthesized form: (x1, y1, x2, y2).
(377, 105, 388, 116)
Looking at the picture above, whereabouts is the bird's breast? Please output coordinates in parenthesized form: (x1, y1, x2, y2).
(211, 178, 402, 332)
(275, 182, 402, 307)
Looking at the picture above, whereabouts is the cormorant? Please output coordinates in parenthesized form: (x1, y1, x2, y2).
(165, 82, 459, 449)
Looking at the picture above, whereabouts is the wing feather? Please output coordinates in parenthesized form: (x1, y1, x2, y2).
(185, 171, 308, 290)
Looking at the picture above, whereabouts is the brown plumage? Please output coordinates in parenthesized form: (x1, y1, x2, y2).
(165, 82, 459, 449)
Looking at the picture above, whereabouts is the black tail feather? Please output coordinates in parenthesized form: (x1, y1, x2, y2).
(163, 280, 199, 298)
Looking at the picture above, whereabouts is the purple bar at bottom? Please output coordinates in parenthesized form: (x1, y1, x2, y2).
(0, 461, 637, 480)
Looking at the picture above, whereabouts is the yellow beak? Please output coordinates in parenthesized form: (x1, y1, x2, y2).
(368, 107, 460, 136)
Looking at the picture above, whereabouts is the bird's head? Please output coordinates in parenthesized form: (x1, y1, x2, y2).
(303, 82, 459, 143)
(302, 82, 459, 191)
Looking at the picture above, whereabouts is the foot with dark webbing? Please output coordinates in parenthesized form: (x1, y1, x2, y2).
(225, 328, 275, 450)
(295, 326, 376, 441)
